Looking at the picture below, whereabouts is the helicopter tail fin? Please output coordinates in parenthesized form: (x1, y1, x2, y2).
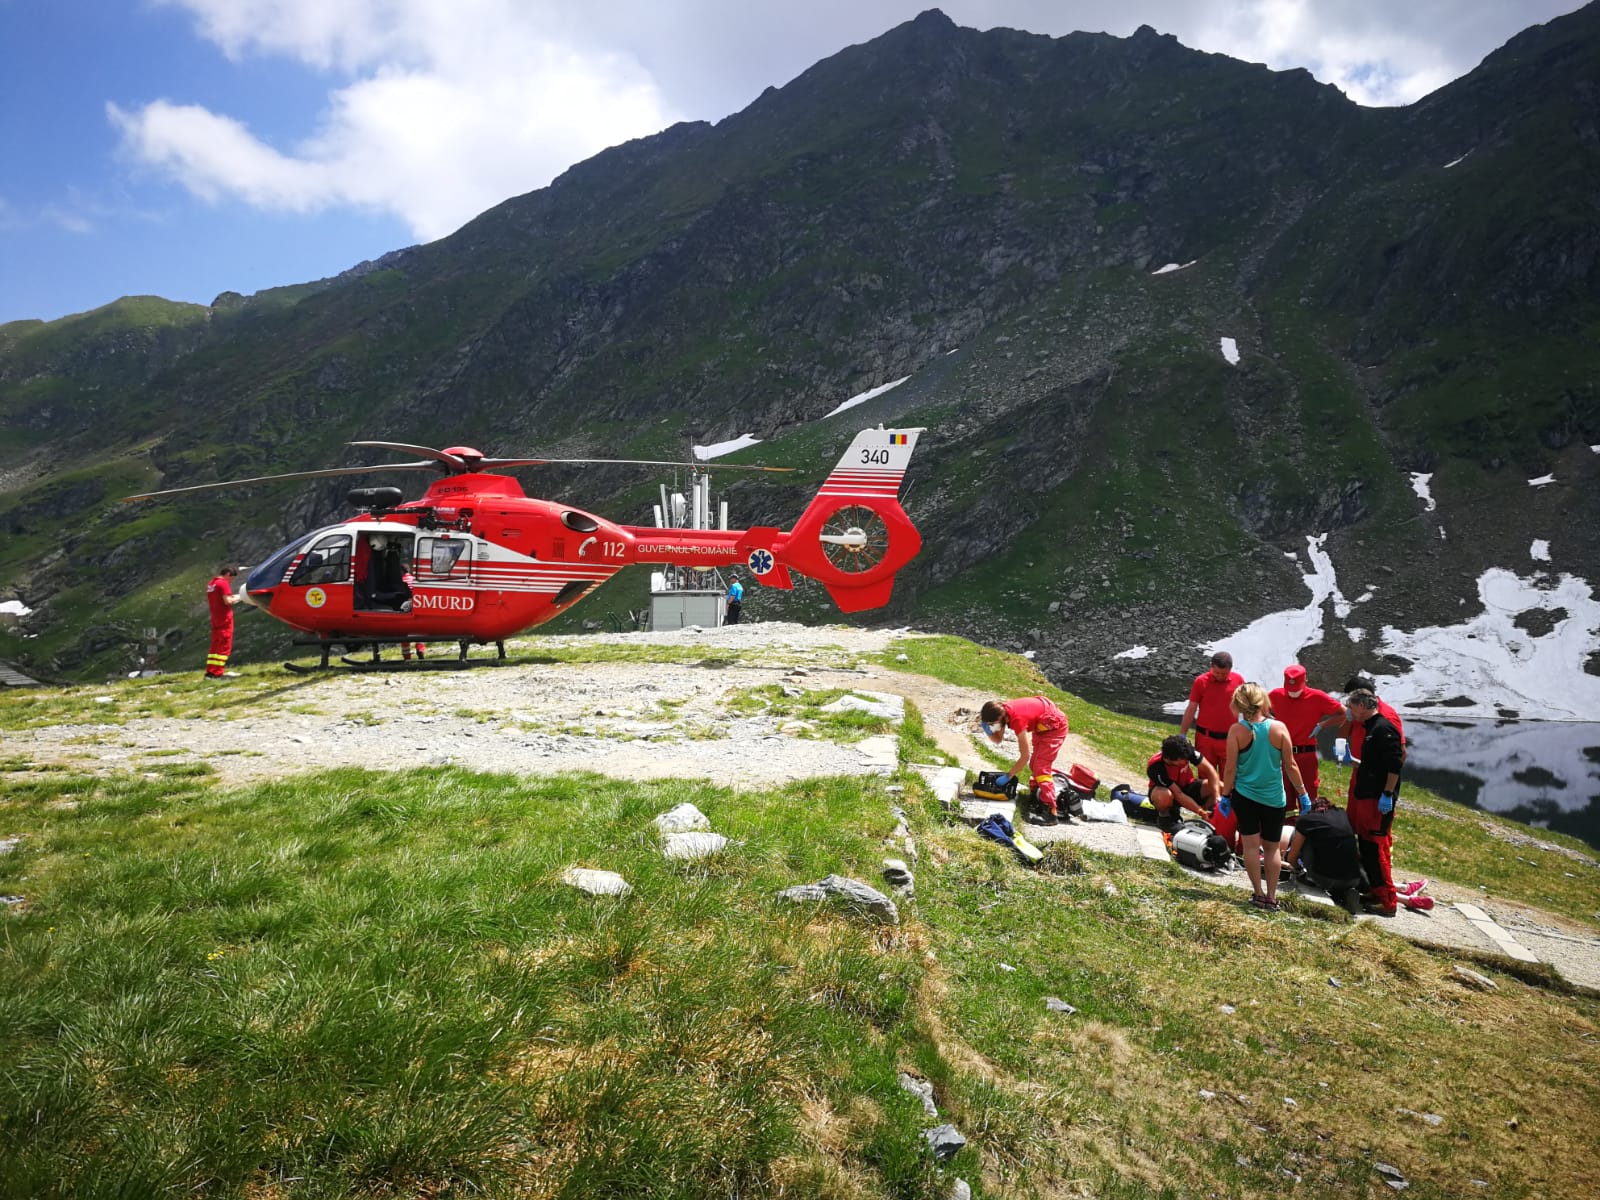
(778, 427, 925, 611)
(806, 426, 922, 511)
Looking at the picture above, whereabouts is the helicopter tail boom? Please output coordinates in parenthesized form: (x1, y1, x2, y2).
(620, 427, 924, 612)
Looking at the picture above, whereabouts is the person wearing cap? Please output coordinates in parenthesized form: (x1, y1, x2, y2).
(980, 696, 1070, 823)
(1220, 682, 1310, 911)
(1345, 689, 1406, 916)
(1268, 664, 1345, 805)
(1286, 797, 1366, 913)
(725, 573, 744, 625)
(1179, 650, 1244, 772)
(203, 562, 242, 679)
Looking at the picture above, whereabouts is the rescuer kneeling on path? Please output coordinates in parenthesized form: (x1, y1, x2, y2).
(1145, 734, 1221, 833)
(981, 695, 1070, 824)
(1287, 797, 1366, 914)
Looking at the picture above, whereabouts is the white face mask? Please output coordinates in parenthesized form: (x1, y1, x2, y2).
(1287, 688, 1304, 699)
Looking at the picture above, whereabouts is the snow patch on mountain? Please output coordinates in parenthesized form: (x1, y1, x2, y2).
(692, 435, 762, 460)
(1163, 534, 1345, 711)
(1409, 472, 1436, 512)
(825, 376, 909, 419)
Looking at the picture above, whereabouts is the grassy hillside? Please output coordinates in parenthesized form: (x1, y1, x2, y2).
(2, 635, 1595, 1198)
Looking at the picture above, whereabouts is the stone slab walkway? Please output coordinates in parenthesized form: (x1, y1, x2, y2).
(912, 760, 1600, 992)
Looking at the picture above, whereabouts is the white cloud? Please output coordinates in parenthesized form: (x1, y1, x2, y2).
(1185, 0, 1456, 105)
(120, 1, 679, 240)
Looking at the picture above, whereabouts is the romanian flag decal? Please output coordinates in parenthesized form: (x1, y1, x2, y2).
(889, 433, 908, 445)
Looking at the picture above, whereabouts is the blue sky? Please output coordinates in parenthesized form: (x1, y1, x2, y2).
(1, 0, 1585, 327)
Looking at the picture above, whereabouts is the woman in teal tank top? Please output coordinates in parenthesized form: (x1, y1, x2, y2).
(1221, 682, 1310, 910)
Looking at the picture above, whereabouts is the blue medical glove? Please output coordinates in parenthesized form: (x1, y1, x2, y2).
(1338, 743, 1355, 765)
(995, 773, 1012, 787)
(1378, 792, 1395, 815)
(1216, 795, 1232, 818)
(1298, 793, 1311, 815)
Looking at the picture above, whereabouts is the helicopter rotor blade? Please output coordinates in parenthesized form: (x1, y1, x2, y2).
(122, 461, 439, 503)
(347, 441, 467, 470)
(485, 457, 795, 473)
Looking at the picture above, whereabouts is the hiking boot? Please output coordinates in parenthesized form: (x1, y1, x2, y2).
(1400, 894, 1435, 912)
(1400, 878, 1430, 897)
(1025, 809, 1058, 826)
(1362, 901, 1398, 918)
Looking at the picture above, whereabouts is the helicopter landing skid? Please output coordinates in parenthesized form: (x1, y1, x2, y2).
(282, 657, 505, 674)
(283, 638, 508, 673)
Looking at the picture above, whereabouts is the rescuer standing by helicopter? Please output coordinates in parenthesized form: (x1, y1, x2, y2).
(204, 563, 242, 679)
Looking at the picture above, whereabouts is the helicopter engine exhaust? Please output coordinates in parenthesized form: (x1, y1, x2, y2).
(347, 486, 405, 511)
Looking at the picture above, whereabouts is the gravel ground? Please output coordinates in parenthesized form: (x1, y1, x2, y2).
(17, 624, 914, 790)
(9, 621, 1597, 989)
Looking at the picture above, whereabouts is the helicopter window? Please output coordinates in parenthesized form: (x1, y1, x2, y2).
(249, 524, 344, 591)
(416, 537, 471, 580)
(291, 534, 352, 586)
(561, 511, 600, 533)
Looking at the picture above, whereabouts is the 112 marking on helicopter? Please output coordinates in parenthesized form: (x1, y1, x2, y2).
(125, 428, 925, 658)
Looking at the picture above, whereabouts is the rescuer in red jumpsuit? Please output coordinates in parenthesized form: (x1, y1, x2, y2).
(980, 695, 1070, 822)
(1267, 664, 1345, 805)
(204, 563, 241, 679)
(1179, 651, 1244, 772)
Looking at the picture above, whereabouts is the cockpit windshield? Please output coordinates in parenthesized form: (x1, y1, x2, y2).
(246, 525, 345, 593)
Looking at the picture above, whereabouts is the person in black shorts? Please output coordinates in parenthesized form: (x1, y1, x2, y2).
(1145, 735, 1221, 832)
(1221, 682, 1309, 911)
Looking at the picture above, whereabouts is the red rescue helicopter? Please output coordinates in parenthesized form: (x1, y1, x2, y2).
(124, 427, 925, 666)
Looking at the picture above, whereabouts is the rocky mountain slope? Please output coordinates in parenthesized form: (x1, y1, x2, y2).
(3, 5, 1599, 704)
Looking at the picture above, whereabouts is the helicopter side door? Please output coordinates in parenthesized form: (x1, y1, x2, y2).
(352, 531, 421, 614)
